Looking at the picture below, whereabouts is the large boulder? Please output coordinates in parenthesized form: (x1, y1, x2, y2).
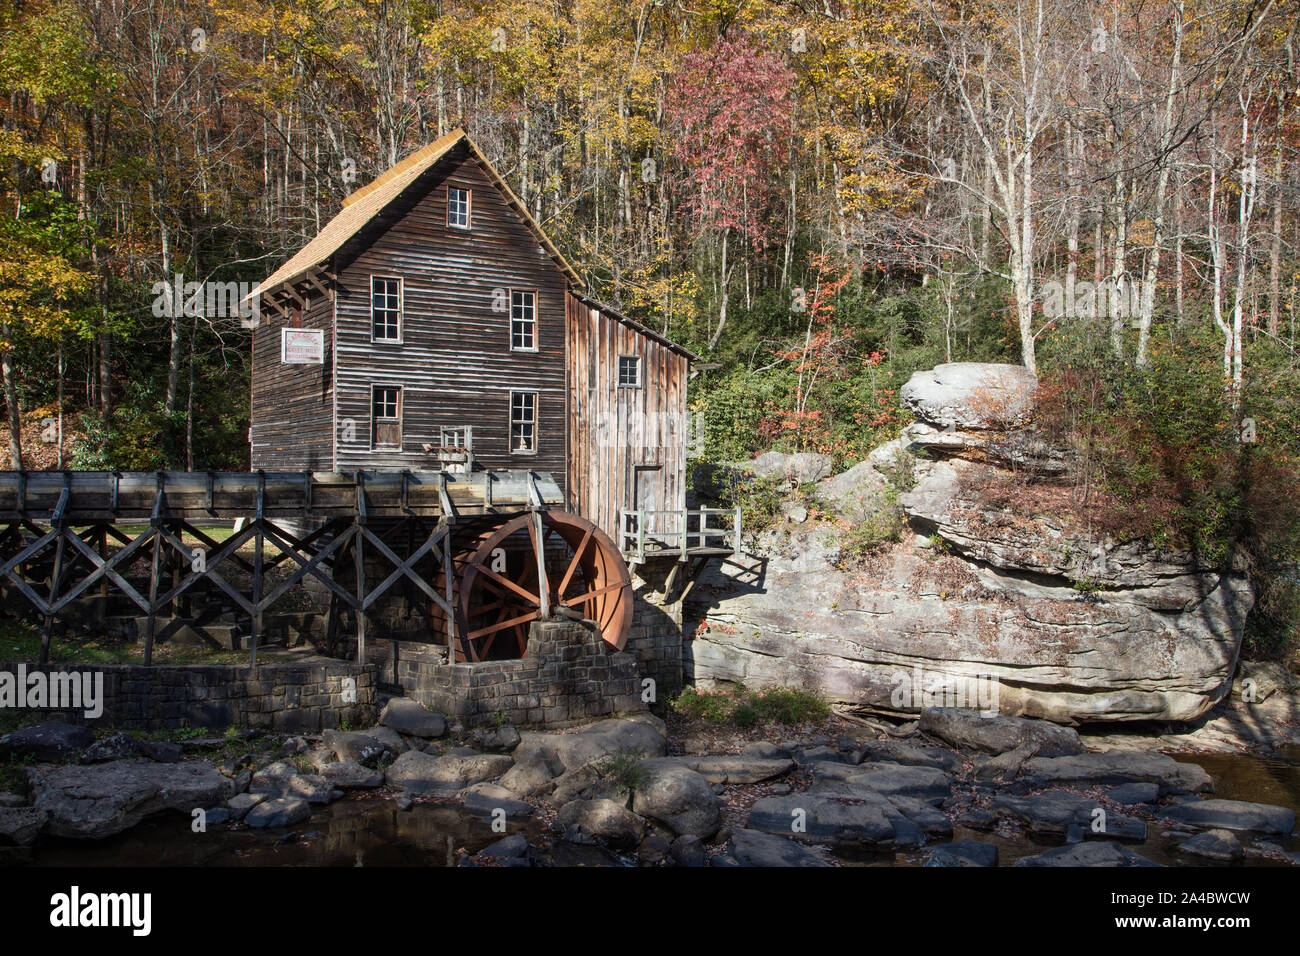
(27, 759, 233, 839)
(553, 798, 646, 849)
(379, 699, 447, 739)
(899, 362, 1037, 429)
(385, 750, 512, 794)
(517, 716, 666, 773)
(631, 758, 720, 839)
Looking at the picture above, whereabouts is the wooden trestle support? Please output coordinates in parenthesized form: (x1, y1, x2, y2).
(0, 469, 633, 668)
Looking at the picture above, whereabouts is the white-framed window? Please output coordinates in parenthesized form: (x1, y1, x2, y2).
(510, 290, 537, 351)
(371, 276, 402, 342)
(371, 385, 402, 449)
(509, 391, 538, 454)
(617, 354, 642, 388)
(448, 186, 471, 229)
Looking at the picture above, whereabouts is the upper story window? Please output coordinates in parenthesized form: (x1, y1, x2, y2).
(509, 391, 538, 454)
(511, 291, 537, 351)
(448, 187, 471, 229)
(371, 276, 402, 342)
(618, 355, 642, 388)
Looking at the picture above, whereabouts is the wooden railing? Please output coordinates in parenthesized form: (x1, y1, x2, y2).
(619, 507, 741, 563)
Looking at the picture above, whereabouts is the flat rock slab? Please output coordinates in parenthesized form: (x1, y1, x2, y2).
(0, 721, 94, 762)
(245, 796, 311, 828)
(27, 759, 233, 839)
(1158, 799, 1295, 835)
(809, 761, 952, 803)
(919, 708, 1084, 757)
(1176, 829, 1245, 862)
(379, 698, 447, 739)
(679, 756, 793, 785)
(518, 716, 667, 773)
(1015, 842, 1161, 867)
(385, 751, 513, 794)
(994, 792, 1146, 840)
(854, 740, 963, 773)
(631, 758, 720, 839)
(925, 839, 999, 867)
(1103, 782, 1161, 805)
(722, 828, 833, 867)
(1022, 751, 1213, 795)
(478, 834, 529, 859)
(747, 791, 923, 848)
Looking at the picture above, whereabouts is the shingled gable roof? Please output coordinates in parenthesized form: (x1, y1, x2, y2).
(254, 127, 582, 297)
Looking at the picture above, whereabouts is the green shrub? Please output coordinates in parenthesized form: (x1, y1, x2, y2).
(670, 684, 829, 728)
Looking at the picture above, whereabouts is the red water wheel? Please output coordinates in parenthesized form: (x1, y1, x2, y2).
(433, 511, 632, 663)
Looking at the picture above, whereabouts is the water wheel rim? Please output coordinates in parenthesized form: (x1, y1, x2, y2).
(457, 511, 632, 658)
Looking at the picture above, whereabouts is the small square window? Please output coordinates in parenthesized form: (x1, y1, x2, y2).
(618, 355, 642, 388)
(509, 391, 537, 454)
(511, 291, 537, 351)
(371, 276, 401, 342)
(448, 187, 470, 229)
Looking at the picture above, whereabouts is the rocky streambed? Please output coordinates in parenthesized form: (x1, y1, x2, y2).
(3, 703, 1298, 868)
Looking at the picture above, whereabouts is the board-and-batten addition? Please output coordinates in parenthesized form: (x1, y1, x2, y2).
(249, 127, 697, 546)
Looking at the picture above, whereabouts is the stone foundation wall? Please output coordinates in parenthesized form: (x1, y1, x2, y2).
(627, 568, 684, 702)
(0, 659, 376, 733)
(358, 620, 646, 729)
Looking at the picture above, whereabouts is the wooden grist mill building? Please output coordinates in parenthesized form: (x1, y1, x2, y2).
(248, 128, 738, 695)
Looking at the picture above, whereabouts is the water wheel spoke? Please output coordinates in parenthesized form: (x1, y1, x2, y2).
(560, 578, 630, 608)
(468, 608, 541, 642)
(469, 561, 540, 605)
(556, 526, 593, 597)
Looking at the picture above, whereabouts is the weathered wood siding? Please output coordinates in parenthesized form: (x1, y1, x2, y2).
(250, 292, 334, 470)
(330, 142, 569, 496)
(566, 293, 689, 543)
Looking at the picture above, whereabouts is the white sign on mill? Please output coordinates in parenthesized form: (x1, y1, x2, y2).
(281, 328, 325, 364)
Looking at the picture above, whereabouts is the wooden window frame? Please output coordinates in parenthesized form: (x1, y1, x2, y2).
(370, 384, 403, 450)
(370, 275, 403, 344)
(617, 354, 642, 389)
(447, 185, 472, 230)
(509, 289, 538, 353)
(508, 390, 539, 456)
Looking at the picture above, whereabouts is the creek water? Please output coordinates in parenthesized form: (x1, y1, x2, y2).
(23, 747, 1300, 868)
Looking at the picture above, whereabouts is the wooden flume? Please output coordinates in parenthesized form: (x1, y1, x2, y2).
(0, 468, 632, 668)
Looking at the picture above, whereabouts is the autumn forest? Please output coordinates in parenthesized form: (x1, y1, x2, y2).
(2, 0, 1300, 623)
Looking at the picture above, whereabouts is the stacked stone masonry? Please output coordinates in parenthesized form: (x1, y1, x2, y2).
(0, 659, 375, 733)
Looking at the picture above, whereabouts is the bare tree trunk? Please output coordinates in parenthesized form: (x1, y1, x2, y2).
(2, 322, 21, 468)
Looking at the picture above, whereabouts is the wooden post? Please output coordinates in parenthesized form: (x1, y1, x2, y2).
(637, 508, 646, 564)
(733, 505, 742, 554)
(354, 471, 367, 665)
(679, 510, 687, 561)
(443, 530, 456, 664)
(250, 470, 265, 668)
(532, 510, 550, 619)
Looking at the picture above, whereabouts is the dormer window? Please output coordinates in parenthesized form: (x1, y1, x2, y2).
(371, 276, 401, 342)
(448, 187, 471, 229)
